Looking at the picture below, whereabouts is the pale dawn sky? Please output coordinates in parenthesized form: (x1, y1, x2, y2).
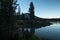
(17, 0, 60, 18)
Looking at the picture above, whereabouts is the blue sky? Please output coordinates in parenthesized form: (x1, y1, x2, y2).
(17, 0, 60, 18)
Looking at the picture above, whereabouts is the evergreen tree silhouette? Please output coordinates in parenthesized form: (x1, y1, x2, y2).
(17, 6, 21, 15)
(29, 2, 35, 20)
(0, 0, 18, 40)
(22, 13, 25, 20)
(17, 6, 21, 20)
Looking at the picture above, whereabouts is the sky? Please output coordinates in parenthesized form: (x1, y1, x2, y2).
(17, 0, 60, 18)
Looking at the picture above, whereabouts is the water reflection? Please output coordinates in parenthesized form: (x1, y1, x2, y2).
(19, 21, 60, 40)
(30, 27, 35, 34)
(35, 22, 60, 40)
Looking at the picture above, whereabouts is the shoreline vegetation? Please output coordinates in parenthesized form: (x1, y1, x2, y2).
(17, 17, 52, 40)
(19, 31, 41, 40)
(0, 0, 60, 40)
(18, 28, 49, 40)
(17, 19, 52, 28)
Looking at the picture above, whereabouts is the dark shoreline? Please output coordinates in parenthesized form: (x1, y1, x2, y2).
(17, 20, 52, 28)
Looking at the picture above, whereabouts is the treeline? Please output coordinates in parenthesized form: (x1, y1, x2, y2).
(0, 0, 40, 40)
(0, 0, 51, 40)
(16, 2, 35, 20)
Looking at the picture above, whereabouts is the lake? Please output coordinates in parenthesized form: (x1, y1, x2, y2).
(35, 23, 60, 40)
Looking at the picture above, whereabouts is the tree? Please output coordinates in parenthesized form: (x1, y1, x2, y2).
(29, 2, 35, 20)
(17, 6, 21, 15)
(0, 0, 18, 40)
(17, 6, 21, 20)
(21, 13, 25, 20)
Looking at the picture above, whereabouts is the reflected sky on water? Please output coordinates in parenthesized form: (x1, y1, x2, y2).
(35, 23, 60, 40)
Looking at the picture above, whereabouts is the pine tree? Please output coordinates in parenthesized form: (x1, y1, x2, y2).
(22, 13, 24, 20)
(0, 0, 18, 40)
(17, 6, 20, 15)
(29, 2, 35, 20)
(17, 6, 21, 20)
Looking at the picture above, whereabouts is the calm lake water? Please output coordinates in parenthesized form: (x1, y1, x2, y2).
(35, 23, 60, 40)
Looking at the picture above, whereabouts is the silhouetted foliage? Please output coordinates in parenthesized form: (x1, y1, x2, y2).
(21, 13, 25, 20)
(29, 2, 35, 20)
(0, 0, 18, 40)
(17, 6, 20, 15)
(17, 6, 21, 20)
